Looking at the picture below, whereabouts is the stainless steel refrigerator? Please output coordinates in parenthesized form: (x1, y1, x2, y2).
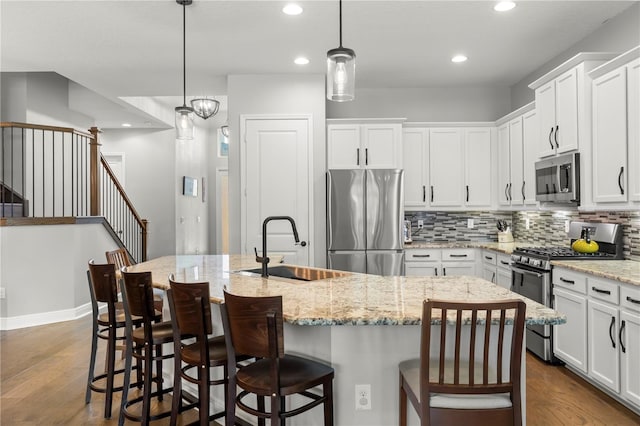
(327, 169, 405, 276)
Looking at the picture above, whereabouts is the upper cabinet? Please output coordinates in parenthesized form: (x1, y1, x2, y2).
(463, 128, 492, 207)
(402, 127, 429, 209)
(529, 52, 618, 159)
(429, 128, 464, 207)
(589, 47, 640, 206)
(327, 119, 403, 169)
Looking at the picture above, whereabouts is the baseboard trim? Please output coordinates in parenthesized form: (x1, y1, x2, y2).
(0, 302, 93, 330)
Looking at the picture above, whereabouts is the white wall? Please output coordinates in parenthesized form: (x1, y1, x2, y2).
(510, 2, 640, 109)
(227, 74, 327, 267)
(328, 86, 512, 122)
(0, 73, 27, 122)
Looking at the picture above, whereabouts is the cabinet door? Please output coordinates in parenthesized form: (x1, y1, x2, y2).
(628, 58, 640, 202)
(536, 81, 557, 158)
(509, 117, 524, 205)
(497, 124, 511, 206)
(588, 299, 620, 393)
(553, 287, 588, 372)
(496, 268, 512, 290)
(593, 68, 628, 203)
(556, 68, 579, 153)
(327, 124, 361, 169)
(403, 128, 428, 208)
(620, 310, 640, 407)
(362, 124, 401, 169)
(522, 110, 539, 205)
(442, 263, 475, 277)
(405, 262, 439, 277)
(482, 265, 497, 284)
(429, 128, 463, 207)
(464, 128, 492, 207)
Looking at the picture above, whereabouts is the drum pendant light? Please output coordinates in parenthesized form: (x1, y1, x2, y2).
(326, 0, 355, 102)
(175, 0, 194, 140)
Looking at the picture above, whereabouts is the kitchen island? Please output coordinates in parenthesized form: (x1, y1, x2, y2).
(127, 255, 565, 426)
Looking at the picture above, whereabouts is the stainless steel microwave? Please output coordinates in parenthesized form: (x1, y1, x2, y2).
(535, 152, 580, 204)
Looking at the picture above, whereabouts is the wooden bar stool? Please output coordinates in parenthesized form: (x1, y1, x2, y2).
(167, 276, 242, 425)
(119, 270, 173, 426)
(85, 260, 143, 419)
(106, 247, 163, 312)
(220, 290, 335, 426)
(399, 299, 526, 426)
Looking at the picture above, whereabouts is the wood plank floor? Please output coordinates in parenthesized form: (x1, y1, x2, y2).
(2, 315, 639, 425)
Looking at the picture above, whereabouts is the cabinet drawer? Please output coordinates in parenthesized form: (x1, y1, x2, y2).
(497, 254, 512, 269)
(482, 251, 497, 265)
(442, 249, 475, 261)
(553, 269, 587, 294)
(620, 285, 640, 313)
(405, 249, 441, 262)
(588, 277, 619, 305)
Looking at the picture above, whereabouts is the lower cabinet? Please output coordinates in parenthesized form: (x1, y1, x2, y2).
(495, 254, 512, 290)
(405, 248, 476, 277)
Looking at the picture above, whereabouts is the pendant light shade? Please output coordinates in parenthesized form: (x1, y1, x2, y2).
(175, 0, 194, 140)
(175, 105, 195, 140)
(327, 0, 355, 102)
(220, 124, 230, 138)
(191, 97, 220, 119)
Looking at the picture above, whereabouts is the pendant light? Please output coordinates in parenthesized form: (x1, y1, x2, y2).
(191, 97, 220, 119)
(175, 0, 194, 140)
(326, 0, 355, 102)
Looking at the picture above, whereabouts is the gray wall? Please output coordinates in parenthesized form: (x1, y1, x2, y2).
(328, 86, 512, 122)
(227, 74, 327, 267)
(511, 2, 640, 109)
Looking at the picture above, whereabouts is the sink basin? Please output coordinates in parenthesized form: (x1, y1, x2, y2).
(239, 265, 351, 281)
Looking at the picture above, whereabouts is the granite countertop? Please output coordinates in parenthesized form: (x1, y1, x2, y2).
(126, 255, 565, 327)
(405, 241, 522, 254)
(551, 260, 640, 286)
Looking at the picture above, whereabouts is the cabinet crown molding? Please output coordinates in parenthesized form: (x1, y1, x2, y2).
(588, 45, 640, 80)
(528, 52, 619, 90)
(327, 118, 406, 125)
(495, 101, 535, 126)
(403, 122, 494, 128)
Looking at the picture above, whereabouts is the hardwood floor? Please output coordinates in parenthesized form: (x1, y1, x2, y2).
(1, 316, 639, 425)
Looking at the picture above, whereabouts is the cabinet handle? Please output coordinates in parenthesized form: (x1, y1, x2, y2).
(626, 296, 640, 305)
(356, 148, 360, 166)
(412, 254, 431, 258)
(504, 183, 509, 201)
(423, 185, 426, 202)
(554, 125, 559, 148)
(618, 166, 624, 195)
(609, 316, 616, 349)
(443, 267, 446, 276)
(619, 320, 626, 353)
(484, 255, 493, 260)
(521, 181, 526, 201)
(466, 185, 469, 203)
(434, 268, 438, 276)
(365, 148, 369, 165)
(548, 127, 554, 149)
(431, 186, 434, 203)
(592, 286, 611, 295)
(450, 254, 468, 258)
(559, 277, 575, 284)
(500, 260, 510, 265)
(508, 183, 512, 201)
(492, 272, 496, 283)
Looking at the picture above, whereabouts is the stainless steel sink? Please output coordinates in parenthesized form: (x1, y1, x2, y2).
(239, 265, 351, 281)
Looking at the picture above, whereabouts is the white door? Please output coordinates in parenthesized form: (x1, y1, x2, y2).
(242, 117, 311, 266)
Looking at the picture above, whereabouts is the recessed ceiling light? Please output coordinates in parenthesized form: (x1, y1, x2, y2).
(294, 57, 309, 65)
(121, 123, 132, 127)
(451, 55, 468, 63)
(282, 4, 303, 15)
(494, 1, 516, 12)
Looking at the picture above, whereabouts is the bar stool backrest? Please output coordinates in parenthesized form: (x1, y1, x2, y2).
(88, 261, 118, 305)
(168, 278, 212, 337)
(121, 270, 156, 320)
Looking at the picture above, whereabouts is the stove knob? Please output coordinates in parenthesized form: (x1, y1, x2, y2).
(521, 256, 529, 264)
(511, 255, 520, 262)
(531, 259, 541, 267)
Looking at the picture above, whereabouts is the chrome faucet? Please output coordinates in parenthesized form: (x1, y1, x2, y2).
(255, 216, 306, 277)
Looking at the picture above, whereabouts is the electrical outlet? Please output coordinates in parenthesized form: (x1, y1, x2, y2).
(525, 217, 530, 230)
(467, 218, 474, 229)
(0, 287, 5, 299)
(417, 220, 424, 229)
(355, 384, 371, 410)
(565, 220, 570, 233)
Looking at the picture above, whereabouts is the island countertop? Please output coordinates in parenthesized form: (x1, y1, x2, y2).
(126, 255, 565, 327)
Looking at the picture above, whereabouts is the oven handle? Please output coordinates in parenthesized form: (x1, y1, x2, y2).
(511, 265, 543, 278)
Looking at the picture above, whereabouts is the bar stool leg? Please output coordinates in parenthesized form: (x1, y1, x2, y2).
(324, 381, 334, 426)
(199, 364, 210, 426)
(142, 342, 153, 425)
(105, 326, 117, 418)
(156, 343, 164, 401)
(85, 319, 99, 404)
(118, 332, 134, 426)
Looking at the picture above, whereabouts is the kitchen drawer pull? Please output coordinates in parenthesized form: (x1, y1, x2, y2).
(484, 256, 493, 260)
(365, 148, 369, 165)
(548, 127, 554, 149)
(356, 148, 360, 166)
(559, 277, 575, 284)
(466, 185, 469, 203)
(592, 286, 611, 295)
(554, 125, 559, 148)
(500, 260, 510, 265)
(434, 268, 438, 276)
(626, 296, 640, 305)
(412, 254, 431, 258)
(422, 185, 426, 202)
(619, 320, 626, 353)
(618, 166, 624, 195)
(443, 267, 446, 276)
(492, 272, 496, 283)
(609, 316, 616, 348)
(431, 186, 434, 203)
(450, 254, 468, 258)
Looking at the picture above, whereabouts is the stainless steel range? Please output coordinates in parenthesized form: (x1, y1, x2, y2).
(510, 221, 623, 362)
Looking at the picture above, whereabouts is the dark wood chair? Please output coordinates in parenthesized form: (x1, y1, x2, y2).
(167, 276, 236, 425)
(85, 260, 143, 419)
(106, 247, 163, 312)
(220, 290, 335, 426)
(119, 270, 172, 426)
(399, 299, 527, 426)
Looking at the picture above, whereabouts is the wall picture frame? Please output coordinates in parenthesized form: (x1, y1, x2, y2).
(182, 176, 198, 197)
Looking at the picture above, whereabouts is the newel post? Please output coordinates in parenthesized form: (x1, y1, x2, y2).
(89, 127, 101, 216)
(141, 219, 148, 262)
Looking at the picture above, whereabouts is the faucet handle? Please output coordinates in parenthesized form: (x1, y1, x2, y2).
(295, 240, 307, 247)
(254, 247, 270, 264)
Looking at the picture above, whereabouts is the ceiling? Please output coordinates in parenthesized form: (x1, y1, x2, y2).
(1, 0, 637, 127)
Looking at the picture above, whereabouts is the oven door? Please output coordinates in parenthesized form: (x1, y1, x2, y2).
(511, 264, 553, 361)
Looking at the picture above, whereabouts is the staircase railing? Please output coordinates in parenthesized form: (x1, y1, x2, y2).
(0, 122, 147, 262)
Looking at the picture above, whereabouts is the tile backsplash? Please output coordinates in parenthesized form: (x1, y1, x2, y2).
(405, 210, 640, 261)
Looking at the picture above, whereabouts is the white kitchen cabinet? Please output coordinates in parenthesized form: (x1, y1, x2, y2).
(481, 250, 497, 284)
(588, 298, 620, 392)
(522, 109, 539, 205)
(620, 308, 640, 408)
(509, 117, 524, 205)
(405, 248, 476, 277)
(327, 120, 402, 169)
(497, 123, 511, 206)
(629, 58, 640, 202)
(429, 128, 463, 207)
(495, 254, 512, 290)
(463, 128, 492, 207)
(402, 128, 429, 209)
